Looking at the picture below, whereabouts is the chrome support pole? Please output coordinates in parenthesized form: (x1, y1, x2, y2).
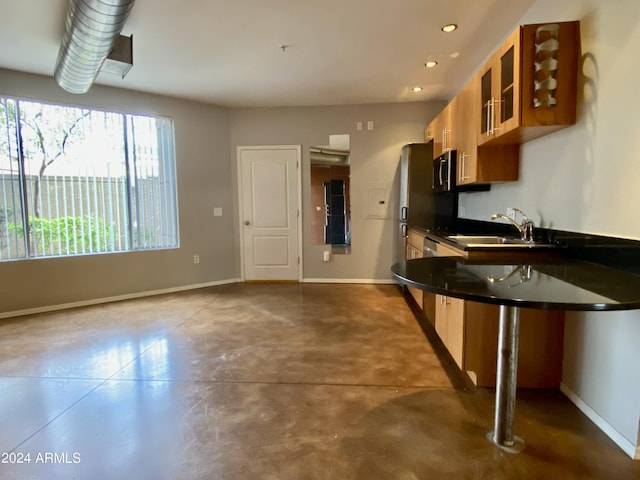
(487, 305, 525, 452)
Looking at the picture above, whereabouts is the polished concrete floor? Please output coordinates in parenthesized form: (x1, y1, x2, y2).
(0, 283, 638, 479)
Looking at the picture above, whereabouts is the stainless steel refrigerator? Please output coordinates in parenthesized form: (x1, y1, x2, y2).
(397, 143, 458, 263)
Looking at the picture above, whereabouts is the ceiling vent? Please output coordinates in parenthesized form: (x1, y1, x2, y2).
(54, 0, 135, 94)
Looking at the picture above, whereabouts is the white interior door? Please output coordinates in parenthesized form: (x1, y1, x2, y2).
(238, 146, 301, 281)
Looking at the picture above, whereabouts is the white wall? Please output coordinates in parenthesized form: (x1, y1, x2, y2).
(459, 0, 640, 456)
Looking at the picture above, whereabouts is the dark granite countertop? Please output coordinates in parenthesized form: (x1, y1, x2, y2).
(421, 218, 640, 275)
(391, 257, 640, 311)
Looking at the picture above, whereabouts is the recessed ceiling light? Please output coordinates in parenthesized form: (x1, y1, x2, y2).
(425, 61, 438, 68)
(412, 86, 423, 92)
(442, 24, 458, 33)
(450, 52, 460, 59)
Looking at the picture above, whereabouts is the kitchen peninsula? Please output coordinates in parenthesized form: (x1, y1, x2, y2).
(391, 255, 640, 452)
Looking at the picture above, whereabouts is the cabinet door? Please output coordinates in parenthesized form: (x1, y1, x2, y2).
(405, 243, 424, 308)
(463, 69, 520, 185)
(477, 56, 496, 146)
(478, 21, 578, 146)
(456, 75, 480, 185)
(494, 27, 522, 137)
(435, 294, 465, 369)
(429, 112, 444, 158)
(442, 98, 456, 154)
(447, 298, 465, 368)
(435, 294, 448, 341)
(477, 27, 521, 145)
(429, 101, 455, 159)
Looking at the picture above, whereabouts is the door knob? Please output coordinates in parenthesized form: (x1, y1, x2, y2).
(244, 220, 250, 226)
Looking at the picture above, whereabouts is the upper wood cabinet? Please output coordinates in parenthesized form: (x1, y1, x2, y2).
(456, 74, 519, 185)
(427, 99, 456, 158)
(478, 21, 580, 146)
(424, 20, 579, 186)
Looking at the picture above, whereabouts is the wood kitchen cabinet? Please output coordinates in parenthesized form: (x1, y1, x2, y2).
(424, 20, 579, 186)
(478, 21, 580, 146)
(405, 229, 425, 309)
(455, 74, 519, 186)
(435, 294, 465, 368)
(434, 240, 564, 388)
(427, 99, 455, 159)
(427, 76, 519, 186)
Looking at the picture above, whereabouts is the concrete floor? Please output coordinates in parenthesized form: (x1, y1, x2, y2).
(0, 283, 637, 479)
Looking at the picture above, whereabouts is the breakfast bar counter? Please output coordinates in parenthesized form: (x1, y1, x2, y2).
(391, 256, 640, 452)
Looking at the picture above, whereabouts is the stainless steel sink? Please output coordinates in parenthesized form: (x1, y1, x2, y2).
(446, 235, 554, 248)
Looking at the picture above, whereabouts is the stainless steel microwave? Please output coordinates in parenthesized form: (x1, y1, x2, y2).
(432, 150, 457, 193)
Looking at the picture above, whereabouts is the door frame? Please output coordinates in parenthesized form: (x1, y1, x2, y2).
(236, 145, 303, 282)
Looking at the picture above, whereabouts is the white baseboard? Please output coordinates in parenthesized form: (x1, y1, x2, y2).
(302, 278, 396, 284)
(0, 278, 241, 320)
(560, 383, 639, 460)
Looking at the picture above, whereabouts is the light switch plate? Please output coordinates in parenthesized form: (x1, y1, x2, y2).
(213, 207, 223, 217)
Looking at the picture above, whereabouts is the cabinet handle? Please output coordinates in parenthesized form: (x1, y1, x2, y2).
(459, 153, 466, 182)
(442, 128, 448, 152)
(485, 100, 492, 136)
(492, 98, 501, 133)
(490, 99, 496, 135)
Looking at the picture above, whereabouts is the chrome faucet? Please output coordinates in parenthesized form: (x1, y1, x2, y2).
(490, 208, 535, 242)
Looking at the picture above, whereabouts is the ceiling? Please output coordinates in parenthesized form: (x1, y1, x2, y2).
(0, 0, 536, 108)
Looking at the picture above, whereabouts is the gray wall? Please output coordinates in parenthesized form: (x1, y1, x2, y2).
(229, 102, 445, 281)
(0, 71, 444, 313)
(0, 68, 236, 312)
(458, 0, 640, 454)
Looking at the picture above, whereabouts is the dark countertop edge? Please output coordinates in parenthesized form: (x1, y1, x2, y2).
(390, 261, 640, 311)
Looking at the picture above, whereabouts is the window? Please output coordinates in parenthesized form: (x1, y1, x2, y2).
(0, 97, 178, 261)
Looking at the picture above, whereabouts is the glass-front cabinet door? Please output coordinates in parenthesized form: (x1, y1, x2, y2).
(478, 27, 521, 145)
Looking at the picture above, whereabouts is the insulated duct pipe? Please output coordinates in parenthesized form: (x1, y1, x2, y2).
(54, 0, 135, 94)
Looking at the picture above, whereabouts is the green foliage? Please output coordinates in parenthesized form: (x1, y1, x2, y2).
(0, 206, 14, 224)
(7, 215, 114, 254)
